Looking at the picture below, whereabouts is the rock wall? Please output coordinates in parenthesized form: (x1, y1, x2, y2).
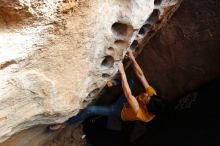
(134, 0, 220, 101)
(48, 0, 220, 145)
(0, 0, 181, 144)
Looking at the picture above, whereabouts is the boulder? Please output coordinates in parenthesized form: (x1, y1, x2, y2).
(0, 0, 181, 144)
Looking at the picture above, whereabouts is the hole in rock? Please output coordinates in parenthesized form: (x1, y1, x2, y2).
(111, 22, 133, 38)
(101, 56, 114, 68)
(88, 88, 100, 98)
(138, 24, 152, 35)
(63, 0, 69, 3)
(107, 47, 114, 51)
(0, 60, 17, 70)
(105, 47, 115, 55)
(114, 40, 128, 49)
(146, 9, 160, 24)
(130, 40, 138, 51)
(102, 73, 111, 78)
(154, 0, 163, 5)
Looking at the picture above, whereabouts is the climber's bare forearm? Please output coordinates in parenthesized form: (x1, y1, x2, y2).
(130, 56, 150, 89)
(120, 72, 131, 98)
(119, 63, 139, 112)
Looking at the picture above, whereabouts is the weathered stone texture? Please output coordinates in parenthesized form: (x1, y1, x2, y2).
(0, 0, 181, 144)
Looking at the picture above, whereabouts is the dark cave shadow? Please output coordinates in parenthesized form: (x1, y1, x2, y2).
(83, 78, 220, 146)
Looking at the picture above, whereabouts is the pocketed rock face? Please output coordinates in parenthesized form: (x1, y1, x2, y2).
(0, 0, 181, 144)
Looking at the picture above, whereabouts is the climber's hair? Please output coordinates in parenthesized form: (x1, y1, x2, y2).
(147, 95, 166, 115)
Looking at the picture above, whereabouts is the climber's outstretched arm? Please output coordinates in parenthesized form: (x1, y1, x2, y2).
(127, 49, 150, 90)
(118, 62, 139, 113)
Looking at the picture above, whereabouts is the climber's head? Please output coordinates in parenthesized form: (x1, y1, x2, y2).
(147, 95, 166, 115)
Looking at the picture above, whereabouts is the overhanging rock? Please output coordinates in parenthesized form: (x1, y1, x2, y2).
(0, 0, 181, 143)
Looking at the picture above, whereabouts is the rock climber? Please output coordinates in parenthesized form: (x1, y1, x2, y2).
(49, 48, 165, 131)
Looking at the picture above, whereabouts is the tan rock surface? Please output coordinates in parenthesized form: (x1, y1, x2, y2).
(0, 0, 181, 144)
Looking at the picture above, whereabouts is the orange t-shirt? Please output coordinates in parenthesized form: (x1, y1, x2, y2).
(121, 86, 157, 123)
